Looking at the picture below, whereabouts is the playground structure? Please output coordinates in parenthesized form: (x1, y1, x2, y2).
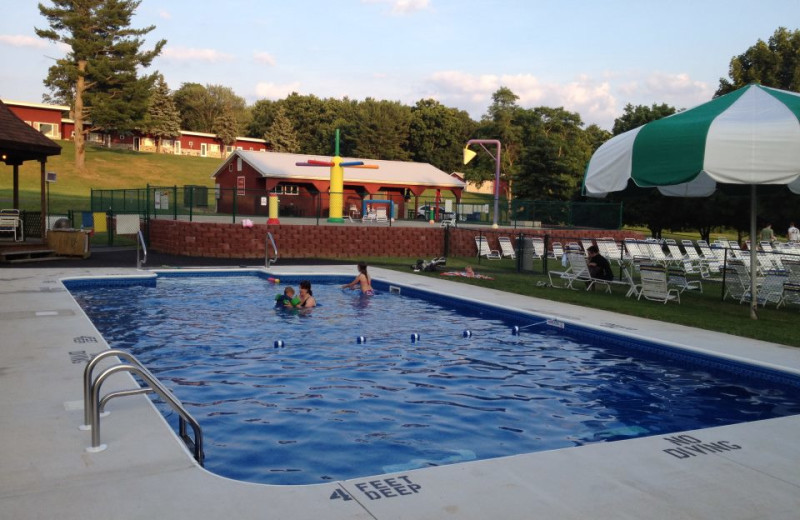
(296, 129, 379, 223)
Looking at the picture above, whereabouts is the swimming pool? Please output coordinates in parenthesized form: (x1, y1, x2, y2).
(66, 272, 800, 485)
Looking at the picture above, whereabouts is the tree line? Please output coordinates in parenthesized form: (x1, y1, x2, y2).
(33, 2, 799, 238)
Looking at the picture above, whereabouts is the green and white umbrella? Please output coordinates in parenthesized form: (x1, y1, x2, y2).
(583, 84, 800, 318)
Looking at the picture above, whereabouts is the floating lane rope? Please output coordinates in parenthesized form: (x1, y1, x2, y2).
(273, 340, 285, 348)
(511, 319, 564, 335)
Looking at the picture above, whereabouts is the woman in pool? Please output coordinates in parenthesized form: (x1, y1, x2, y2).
(297, 280, 316, 308)
(342, 262, 374, 295)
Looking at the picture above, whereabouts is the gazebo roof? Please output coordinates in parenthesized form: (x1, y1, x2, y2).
(0, 99, 61, 165)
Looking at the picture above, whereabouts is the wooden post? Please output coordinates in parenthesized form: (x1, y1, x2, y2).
(40, 159, 47, 240)
(13, 164, 19, 209)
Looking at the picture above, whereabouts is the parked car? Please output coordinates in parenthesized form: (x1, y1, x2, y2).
(416, 205, 455, 220)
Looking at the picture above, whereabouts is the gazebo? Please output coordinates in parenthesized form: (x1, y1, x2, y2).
(0, 99, 62, 237)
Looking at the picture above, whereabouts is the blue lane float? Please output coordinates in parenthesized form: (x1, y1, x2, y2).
(410, 333, 421, 343)
(463, 330, 472, 338)
(274, 340, 285, 348)
(356, 336, 367, 344)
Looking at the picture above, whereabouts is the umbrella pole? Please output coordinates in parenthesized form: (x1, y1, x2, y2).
(750, 185, 758, 320)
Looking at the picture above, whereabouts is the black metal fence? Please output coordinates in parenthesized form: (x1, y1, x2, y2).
(89, 186, 622, 229)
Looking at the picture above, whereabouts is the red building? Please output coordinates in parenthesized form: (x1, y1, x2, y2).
(211, 150, 465, 219)
(3, 99, 267, 158)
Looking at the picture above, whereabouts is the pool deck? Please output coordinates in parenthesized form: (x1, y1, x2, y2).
(2, 264, 799, 519)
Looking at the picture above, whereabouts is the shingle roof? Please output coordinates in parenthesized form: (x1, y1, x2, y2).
(0, 99, 62, 164)
(212, 150, 465, 189)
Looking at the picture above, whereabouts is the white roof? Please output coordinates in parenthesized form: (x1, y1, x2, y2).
(212, 150, 466, 189)
(1, 99, 70, 112)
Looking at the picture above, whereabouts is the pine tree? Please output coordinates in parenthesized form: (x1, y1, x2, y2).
(264, 106, 299, 153)
(36, 0, 166, 169)
(143, 75, 181, 153)
(213, 108, 238, 157)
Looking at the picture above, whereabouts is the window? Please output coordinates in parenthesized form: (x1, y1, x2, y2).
(236, 157, 242, 172)
(237, 176, 246, 196)
(228, 163, 232, 172)
(36, 122, 58, 138)
(273, 184, 299, 196)
(225, 145, 233, 153)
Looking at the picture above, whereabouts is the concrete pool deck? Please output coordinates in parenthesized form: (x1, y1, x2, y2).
(1, 264, 799, 519)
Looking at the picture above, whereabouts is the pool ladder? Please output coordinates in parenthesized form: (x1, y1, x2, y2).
(266, 231, 278, 268)
(136, 229, 147, 269)
(81, 349, 204, 466)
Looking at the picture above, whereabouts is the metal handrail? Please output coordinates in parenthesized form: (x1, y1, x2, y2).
(137, 229, 148, 269)
(82, 349, 143, 429)
(266, 231, 278, 268)
(83, 350, 204, 465)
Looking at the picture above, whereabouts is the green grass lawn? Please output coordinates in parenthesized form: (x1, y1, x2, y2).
(352, 255, 797, 348)
(0, 140, 218, 213)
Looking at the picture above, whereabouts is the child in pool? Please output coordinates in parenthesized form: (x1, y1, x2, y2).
(342, 262, 374, 295)
(275, 286, 301, 308)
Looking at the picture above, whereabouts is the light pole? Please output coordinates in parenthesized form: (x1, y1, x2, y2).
(463, 139, 501, 229)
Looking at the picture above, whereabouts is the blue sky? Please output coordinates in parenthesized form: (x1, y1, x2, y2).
(1, 0, 798, 130)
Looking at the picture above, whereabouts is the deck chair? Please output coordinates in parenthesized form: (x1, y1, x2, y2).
(581, 238, 594, 254)
(638, 265, 680, 304)
(550, 241, 565, 260)
(475, 236, 501, 260)
(778, 282, 800, 309)
(598, 238, 625, 262)
(722, 265, 750, 304)
(0, 209, 22, 241)
(667, 267, 703, 293)
(375, 208, 389, 224)
(548, 251, 611, 293)
(530, 237, 546, 260)
(498, 236, 516, 259)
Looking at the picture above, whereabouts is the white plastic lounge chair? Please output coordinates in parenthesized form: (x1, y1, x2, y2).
(597, 238, 623, 261)
(581, 238, 594, 254)
(0, 209, 22, 242)
(475, 236, 501, 260)
(548, 251, 611, 293)
(778, 282, 800, 309)
(530, 237, 546, 260)
(550, 242, 565, 260)
(375, 208, 389, 223)
(498, 236, 516, 259)
(667, 267, 703, 293)
(638, 265, 680, 304)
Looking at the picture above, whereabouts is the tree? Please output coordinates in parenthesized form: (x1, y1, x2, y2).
(212, 108, 238, 157)
(350, 99, 412, 161)
(515, 107, 589, 201)
(612, 103, 676, 135)
(409, 99, 476, 173)
(466, 87, 523, 202)
(264, 106, 299, 152)
(142, 75, 181, 153)
(36, 0, 165, 169)
(717, 27, 800, 96)
(173, 83, 250, 134)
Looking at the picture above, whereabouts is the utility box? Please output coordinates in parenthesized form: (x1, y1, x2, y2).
(522, 237, 535, 271)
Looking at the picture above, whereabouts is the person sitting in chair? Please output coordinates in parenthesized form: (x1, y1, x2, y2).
(587, 245, 613, 281)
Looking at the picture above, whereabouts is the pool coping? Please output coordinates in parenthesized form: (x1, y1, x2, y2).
(1, 264, 799, 519)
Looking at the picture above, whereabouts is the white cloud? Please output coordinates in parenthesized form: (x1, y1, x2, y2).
(427, 69, 717, 129)
(362, 0, 431, 15)
(161, 46, 234, 63)
(255, 81, 302, 99)
(428, 70, 618, 127)
(158, 9, 172, 20)
(617, 71, 712, 110)
(0, 34, 47, 49)
(253, 52, 276, 66)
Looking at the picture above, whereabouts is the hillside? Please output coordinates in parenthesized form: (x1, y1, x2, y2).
(1, 141, 219, 211)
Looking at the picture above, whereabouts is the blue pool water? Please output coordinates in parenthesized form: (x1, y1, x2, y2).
(67, 273, 800, 485)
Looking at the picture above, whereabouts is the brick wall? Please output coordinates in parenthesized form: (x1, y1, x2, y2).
(148, 220, 645, 259)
